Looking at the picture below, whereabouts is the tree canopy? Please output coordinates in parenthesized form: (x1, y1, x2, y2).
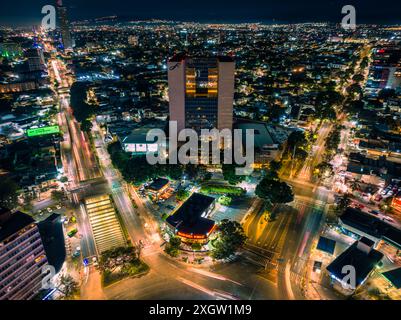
(108, 141, 183, 185)
(0, 177, 19, 209)
(255, 176, 294, 205)
(211, 219, 247, 260)
(222, 164, 246, 185)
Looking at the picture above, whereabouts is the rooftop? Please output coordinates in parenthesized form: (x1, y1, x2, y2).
(0, 208, 35, 242)
(316, 236, 336, 255)
(121, 122, 166, 145)
(148, 178, 170, 192)
(235, 120, 280, 151)
(169, 54, 234, 63)
(166, 193, 215, 237)
(340, 207, 401, 249)
(327, 240, 383, 289)
(382, 267, 401, 289)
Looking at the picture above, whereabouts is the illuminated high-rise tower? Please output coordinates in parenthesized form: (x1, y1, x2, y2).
(168, 55, 235, 133)
(0, 208, 49, 300)
(56, 0, 73, 50)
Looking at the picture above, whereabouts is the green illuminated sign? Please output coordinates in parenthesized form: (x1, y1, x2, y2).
(27, 125, 60, 137)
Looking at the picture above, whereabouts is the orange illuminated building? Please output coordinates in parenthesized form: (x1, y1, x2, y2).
(166, 193, 216, 244)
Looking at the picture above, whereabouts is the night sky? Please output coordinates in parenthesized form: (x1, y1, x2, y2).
(1, 0, 401, 26)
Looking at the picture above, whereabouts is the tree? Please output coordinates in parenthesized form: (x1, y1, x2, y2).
(184, 164, 199, 180)
(360, 57, 369, 70)
(314, 103, 336, 121)
(191, 243, 202, 251)
(294, 148, 308, 161)
(60, 176, 68, 183)
(286, 130, 309, 161)
(51, 190, 65, 202)
(0, 177, 19, 209)
(211, 219, 247, 260)
(222, 164, 245, 185)
(80, 119, 93, 133)
(269, 160, 282, 172)
(59, 274, 79, 299)
(314, 162, 334, 179)
(287, 131, 307, 151)
(352, 74, 364, 83)
(218, 195, 232, 206)
(345, 100, 364, 114)
(326, 129, 341, 152)
(314, 90, 342, 121)
(176, 189, 190, 202)
(165, 236, 181, 257)
(255, 177, 294, 205)
(347, 83, 363, 98)
(336, 194, 351, 215)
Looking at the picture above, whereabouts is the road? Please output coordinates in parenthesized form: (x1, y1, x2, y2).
(50, 53, 219, 300)
(297, 122, 333, 182)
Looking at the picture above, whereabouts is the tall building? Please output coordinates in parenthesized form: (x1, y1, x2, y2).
(84, 195, 126, 255)
(25, 48, 45, 72)
(56, 0, 73, 50)
(0, 208, 48, 300)
(168, 55, 235, 133)
(365, 46, 401, 96)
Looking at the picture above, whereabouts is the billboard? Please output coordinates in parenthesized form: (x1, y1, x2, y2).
(27, 125, 60, 137)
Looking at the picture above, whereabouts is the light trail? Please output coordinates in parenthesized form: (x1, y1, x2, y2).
(187, 268, 243, 286)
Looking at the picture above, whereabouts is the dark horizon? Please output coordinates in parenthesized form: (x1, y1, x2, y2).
(1, 0, 401, 27)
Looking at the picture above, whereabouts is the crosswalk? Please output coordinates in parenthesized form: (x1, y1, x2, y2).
(241, 249, 307, 286)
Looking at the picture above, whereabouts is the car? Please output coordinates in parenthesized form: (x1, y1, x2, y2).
(383, 216, 394, 223)
(387, 191, 394, 196)
(381, 190, 387, 195)
(67, 229, 78, 237)
(47, 207, 53, 212)
(369, 210, 380, 215)
(56, 205, 62, 210)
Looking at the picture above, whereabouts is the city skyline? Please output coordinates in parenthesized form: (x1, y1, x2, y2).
(1, 0, 401, 307)
(1, 0, 401, 26)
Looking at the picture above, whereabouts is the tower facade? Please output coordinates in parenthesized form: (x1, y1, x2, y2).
(0, 209, 49, 300)
(57, 0, 73, 50)
(168, 55, 235, 133)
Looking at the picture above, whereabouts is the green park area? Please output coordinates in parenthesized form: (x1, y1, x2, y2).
(99, 246, 149, 287)
(200, 184, 245, 196)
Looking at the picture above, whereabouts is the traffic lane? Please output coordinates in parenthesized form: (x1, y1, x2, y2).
(75, 203, 97, 258)
(105, 252, 260, 300)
